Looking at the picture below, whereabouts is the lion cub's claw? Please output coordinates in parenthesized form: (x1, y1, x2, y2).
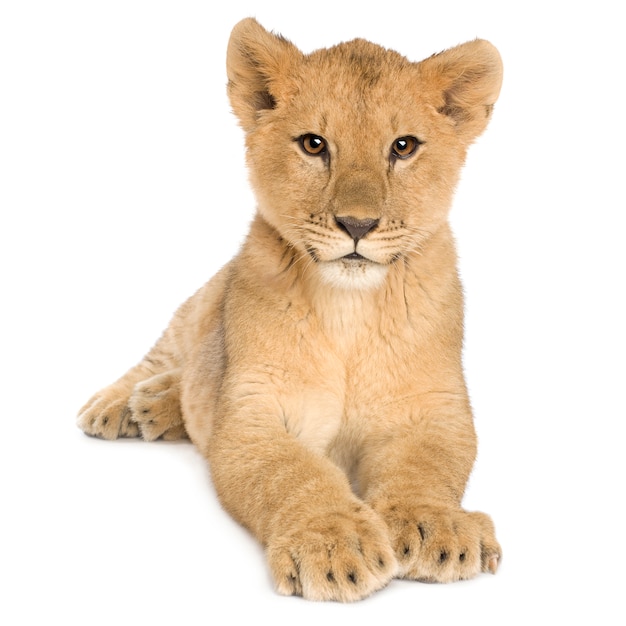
(378, 504, 501, 583)
(266, 505, 397, 602)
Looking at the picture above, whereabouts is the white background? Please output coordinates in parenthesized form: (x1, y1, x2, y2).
(1, 1, 624, 624)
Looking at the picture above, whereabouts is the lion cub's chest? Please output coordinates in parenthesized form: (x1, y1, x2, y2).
(281, 387, 345, 456)
(280, 296, 414, 463)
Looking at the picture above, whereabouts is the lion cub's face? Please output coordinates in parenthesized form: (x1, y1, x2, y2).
(227, 21, 502, 289)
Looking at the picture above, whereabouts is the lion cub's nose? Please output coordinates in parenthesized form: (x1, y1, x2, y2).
(335, 216, 379, 243)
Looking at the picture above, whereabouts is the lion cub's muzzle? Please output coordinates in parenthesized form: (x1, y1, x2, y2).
(335, 216, 379, 261)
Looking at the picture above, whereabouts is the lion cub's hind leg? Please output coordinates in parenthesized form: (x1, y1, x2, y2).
(128, 369, 187, 441)
(78, 380, 140, 440)
(78, 365, 186, 441)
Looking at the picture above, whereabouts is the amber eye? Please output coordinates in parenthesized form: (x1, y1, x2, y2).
(391, 136, 420, 160)
(299, 134, 327, 156)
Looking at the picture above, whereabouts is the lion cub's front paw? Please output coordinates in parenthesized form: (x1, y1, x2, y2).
(377, 503, 501, 583)
(266, 503, 397, 602)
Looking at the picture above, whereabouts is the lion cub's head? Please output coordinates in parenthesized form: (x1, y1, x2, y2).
(226, 19, 502, 290)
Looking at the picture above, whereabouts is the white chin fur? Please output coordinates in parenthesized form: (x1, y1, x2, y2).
(318, 259, 389, 290)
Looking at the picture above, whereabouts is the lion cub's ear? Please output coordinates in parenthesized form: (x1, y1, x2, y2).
(226, 18, 303, 132)
(418, 39, 503, 143)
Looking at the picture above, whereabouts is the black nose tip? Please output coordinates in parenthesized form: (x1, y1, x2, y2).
(335, 216, 379, 242)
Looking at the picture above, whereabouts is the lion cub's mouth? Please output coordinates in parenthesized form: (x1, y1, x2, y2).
(320, 254, 388, 289)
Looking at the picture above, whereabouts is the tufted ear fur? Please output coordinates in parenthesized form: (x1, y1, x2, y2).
(226, 18, 303, 132)
(418, 39, 503, 143)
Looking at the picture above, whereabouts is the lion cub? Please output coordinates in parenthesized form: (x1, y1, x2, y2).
(78, 18, 503, 601)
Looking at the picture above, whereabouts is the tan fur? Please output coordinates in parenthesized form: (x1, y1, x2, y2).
(78, 18, 503, 601)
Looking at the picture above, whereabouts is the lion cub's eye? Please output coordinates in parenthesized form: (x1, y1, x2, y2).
(391, 136, 420, 160)
(299, 134, 328, 157)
